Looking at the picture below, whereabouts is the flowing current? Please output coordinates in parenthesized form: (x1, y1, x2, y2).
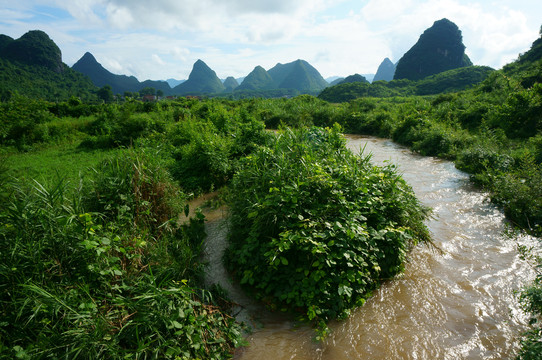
(202, 135, 538, 359)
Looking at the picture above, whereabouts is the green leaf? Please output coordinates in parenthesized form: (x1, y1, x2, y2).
(172, 320, 183, 329)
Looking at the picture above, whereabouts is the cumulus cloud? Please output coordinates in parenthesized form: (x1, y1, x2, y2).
(60, 0, 326, 32)
(171, 47, 190, 62)
(151, 54, 166, 65)
(359, 0, 539, 68)
(1, 0, 541, 80)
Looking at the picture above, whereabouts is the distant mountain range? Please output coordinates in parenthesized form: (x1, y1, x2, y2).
(0, 19, 507, 101)
(72, 51, 332, 96)
(72, 52, 172, 95)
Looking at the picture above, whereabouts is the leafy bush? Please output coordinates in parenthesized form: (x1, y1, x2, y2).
(517, 271, 542, 360)
(169, 108, 271, 194)
(490, 155, 542, 235)
(491, 83, 542, 139)
(225, 126, 431, 336)
(169, 118, 233, 193)
(82, 106, 166, 149)
(0, 95, 57, 148)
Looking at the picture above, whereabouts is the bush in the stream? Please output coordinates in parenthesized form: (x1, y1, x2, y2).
(224, 125, 431, 336)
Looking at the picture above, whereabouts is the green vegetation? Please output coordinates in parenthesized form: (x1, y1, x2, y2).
(0, 149, 244, 359)
(0, 32, 97, 101)
(236, 65, 275, 91)
(0, 30, 63, 73)
(1, 24, 542, 359)
(223, 77, 239, 92)
(173, 60, 225, 95)
(0, 58, 97, 102)
(337, 73, 369, 85)
(318, 65, 494, 102)
(225, 126, 430, 337)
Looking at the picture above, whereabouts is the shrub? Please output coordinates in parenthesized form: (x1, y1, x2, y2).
(169, 119, 232, 193)
(225, 126, 431, 336)
(0, 95, 57, 148)
(82, 106, 166, 149)
(517, 272, 542, 360)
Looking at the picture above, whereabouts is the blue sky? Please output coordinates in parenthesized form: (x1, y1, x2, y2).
(1, 0, 541, 81)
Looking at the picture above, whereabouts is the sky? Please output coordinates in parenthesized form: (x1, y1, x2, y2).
(0, 0, 541, 82)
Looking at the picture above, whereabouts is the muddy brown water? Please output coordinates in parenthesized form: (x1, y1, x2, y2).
(201, 135, 538, 359)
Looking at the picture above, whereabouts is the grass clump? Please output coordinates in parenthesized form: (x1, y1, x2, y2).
(224, 125, 431, 337)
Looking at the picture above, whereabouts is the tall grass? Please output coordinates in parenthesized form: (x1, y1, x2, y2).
(0, 148, 243, 359)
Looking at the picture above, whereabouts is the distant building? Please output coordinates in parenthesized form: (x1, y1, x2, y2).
(142, 94, 157, 102)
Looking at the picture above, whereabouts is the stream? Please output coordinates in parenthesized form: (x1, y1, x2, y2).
(202, 135, 538, 359)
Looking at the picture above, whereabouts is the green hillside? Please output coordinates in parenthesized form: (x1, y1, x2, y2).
(173, 59, 225, 95)
(338, 74, 369, 85)
(223, 76, 239, 92)
(268, 59, 328, 93)
(236, 65, 275, 91)
(0, 31, 96, 101)
(0, 30, 63, 73)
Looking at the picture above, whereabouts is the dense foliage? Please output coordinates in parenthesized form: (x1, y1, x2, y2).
(337, 73, 369, 85)
(0, 30, 63, 73)
(173, 60, 226, 95)
(0, 58, 97, 102)
(0, 149, 244, 359)
(236, 65, 276, 91)
(225, 126, 431, 336)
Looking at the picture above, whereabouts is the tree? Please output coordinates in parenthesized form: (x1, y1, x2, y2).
(139, 87, 156, 96)
(97, 85, 114, 103)
(156, 89, 164, 97)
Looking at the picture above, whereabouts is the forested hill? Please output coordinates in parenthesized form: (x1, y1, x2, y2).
(0, 31, 97, 101)
(502, 34, 542, 86)
(267, 59, 328, 93)
(394, 18, 472, 81)
(236, 65, 276, 91)
(172, 59, 225, 95)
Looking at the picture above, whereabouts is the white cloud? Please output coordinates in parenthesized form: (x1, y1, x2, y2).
(151, 54, 166, 66)
(105, 3, 134, 29)
(1, 0, 541, 80)
(359, 0, 539, 69)
(61, 0, 105, 27)
(171, 47, 190, 62)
